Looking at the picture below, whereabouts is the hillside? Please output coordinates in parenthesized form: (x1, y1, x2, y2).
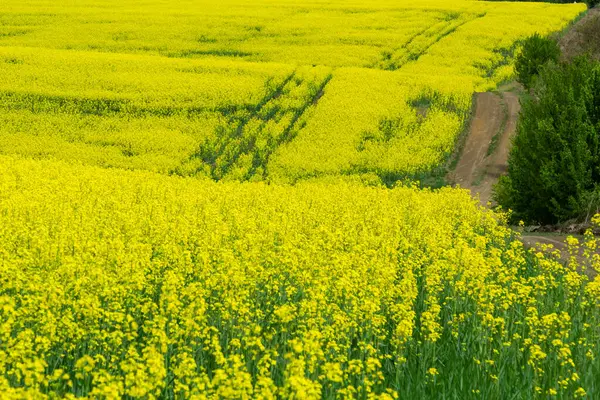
(448, 8, 600, 263)
(0, 0, 583, 184)
(560, 8, 600, 61)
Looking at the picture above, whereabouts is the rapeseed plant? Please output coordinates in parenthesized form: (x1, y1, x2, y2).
(0, 0, 584, 181)
(0, 156, 599, 398)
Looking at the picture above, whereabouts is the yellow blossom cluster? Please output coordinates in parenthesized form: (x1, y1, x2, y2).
(0, 155, 599, 398)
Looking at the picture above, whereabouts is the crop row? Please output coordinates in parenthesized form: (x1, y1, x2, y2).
(267, 69, 473, 183)
(179, 66, 333, 181)
(0, 1, 586, 183)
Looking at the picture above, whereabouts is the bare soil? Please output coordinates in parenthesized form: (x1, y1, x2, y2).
(448, 89, 519, 206)
(559, 8, 600, 61)
(521, 234, 597, 279)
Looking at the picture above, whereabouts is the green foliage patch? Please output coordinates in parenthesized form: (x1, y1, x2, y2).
(496, 57, 600, 224)
(515, 34, 561, 90)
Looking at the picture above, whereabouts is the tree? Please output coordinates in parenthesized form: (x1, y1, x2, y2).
(514, 34, 561, 90)
(496, 57, 600, 224)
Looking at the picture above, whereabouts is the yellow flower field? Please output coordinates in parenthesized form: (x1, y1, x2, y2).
(0, 0, 585, 182)
(1, 156, 599, 398)
(1, 0, 598, 398)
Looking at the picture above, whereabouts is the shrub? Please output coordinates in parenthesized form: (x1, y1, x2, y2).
(514, 33, 561, 89)
(496, 57, 600, 224)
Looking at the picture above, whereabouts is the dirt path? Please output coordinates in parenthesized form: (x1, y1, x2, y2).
(449, 7, 600, 205)
(448, 90, 519, 205)
(447, 9, 600, 277)
(449, 90, 598, 277)
(520, 235, 568, 249)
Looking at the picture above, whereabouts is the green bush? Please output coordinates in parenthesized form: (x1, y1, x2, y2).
(495, 57, 600, 224)
(514, 34, 561, 90)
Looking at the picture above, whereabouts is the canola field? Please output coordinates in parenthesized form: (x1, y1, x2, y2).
(2, 156, 600, 399)
(2, 0, 599, 399)
(0, 0, 584, 182)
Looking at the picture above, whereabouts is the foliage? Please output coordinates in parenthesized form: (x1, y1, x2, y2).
(1, 156, 599, 398)
(515, 34, 561, 90)
(496, 57, 600, 223)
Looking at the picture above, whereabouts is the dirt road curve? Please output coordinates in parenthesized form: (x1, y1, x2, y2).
(448, 10, 600, 276)
(450, 91, 597, 277)
(448, 90, 520, 205)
